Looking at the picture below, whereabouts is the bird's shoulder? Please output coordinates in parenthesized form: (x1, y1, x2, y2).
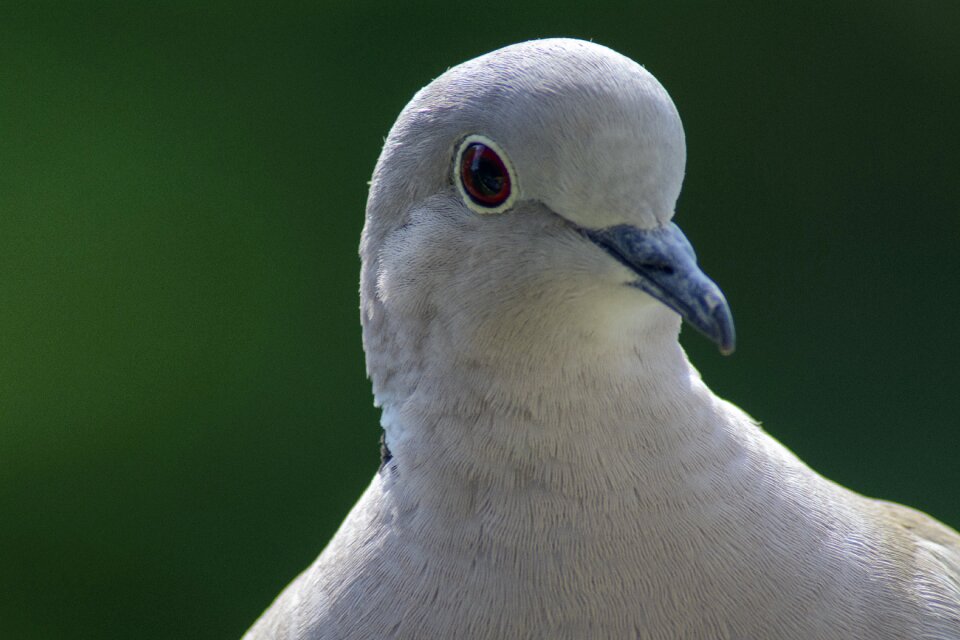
(875, 500, 960, 548)
(870, 498, 960, 634)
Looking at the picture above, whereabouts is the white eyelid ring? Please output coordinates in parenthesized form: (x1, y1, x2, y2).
(454, 134, 518, 214)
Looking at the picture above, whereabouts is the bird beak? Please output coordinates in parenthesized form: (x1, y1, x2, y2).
(583, 222, 736, 354)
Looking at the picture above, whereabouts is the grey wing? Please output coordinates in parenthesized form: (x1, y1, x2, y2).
(874, 499, 960, 637)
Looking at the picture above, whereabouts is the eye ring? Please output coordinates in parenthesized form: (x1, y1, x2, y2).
(454, 135, 517, 214)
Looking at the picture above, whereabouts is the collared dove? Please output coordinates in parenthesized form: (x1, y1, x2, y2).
(244, 38, 960, 639)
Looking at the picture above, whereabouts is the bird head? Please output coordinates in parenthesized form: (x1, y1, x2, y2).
(361, 39, 733, 404)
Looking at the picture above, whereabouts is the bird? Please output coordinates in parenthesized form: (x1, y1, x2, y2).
(244, 38, 960, 639)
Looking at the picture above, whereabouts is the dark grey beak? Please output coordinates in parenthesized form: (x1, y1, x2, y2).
(584, 223, 736, 354)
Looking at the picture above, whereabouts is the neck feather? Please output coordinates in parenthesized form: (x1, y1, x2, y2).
(370, 306, 738, 505)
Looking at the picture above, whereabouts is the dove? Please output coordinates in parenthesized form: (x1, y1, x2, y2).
(244, 38, 960, 639)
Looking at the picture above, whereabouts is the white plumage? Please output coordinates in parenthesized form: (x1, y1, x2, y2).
(245, 39, 960, 639)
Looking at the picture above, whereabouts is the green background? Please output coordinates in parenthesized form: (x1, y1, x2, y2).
(2, 2, 958, 638)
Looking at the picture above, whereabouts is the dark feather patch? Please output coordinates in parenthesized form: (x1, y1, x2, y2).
(379, 431, 393, 470)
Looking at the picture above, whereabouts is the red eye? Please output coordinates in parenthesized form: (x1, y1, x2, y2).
(459, 142, 511, 208)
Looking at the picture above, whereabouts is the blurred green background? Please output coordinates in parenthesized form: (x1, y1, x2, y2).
(2, 1, 958, 638)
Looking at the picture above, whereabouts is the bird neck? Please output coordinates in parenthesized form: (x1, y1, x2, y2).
(373, 307, 735, 505)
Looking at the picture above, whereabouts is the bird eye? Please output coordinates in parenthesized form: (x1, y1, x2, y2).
(460, 143, 509, 205)
(455, 135, 516, 213)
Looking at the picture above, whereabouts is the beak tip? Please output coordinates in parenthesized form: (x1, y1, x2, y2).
(713, 303, 736, 356)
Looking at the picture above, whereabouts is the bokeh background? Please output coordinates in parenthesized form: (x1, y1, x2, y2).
(2, 2, 958, 638)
